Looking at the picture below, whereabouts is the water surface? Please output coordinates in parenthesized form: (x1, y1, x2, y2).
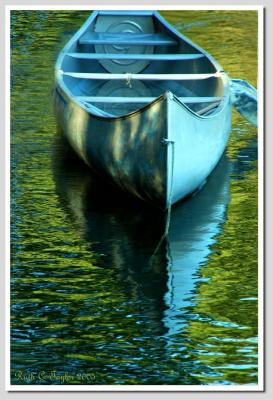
(10, 10, 258, 386)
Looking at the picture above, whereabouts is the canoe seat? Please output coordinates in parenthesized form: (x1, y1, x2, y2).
(67, 52, 204, 61)
(79, 32, 177, 46)
(197, 101, 222, 116)
(78, 96, 222, 117)
(76, 96, 222, 104)
(83, 102, 115, 117)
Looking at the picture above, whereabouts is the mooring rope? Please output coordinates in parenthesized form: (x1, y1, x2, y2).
(164, 139, 175, 236)
(150, 139, 175, 260)
(125, 73, 132, 88)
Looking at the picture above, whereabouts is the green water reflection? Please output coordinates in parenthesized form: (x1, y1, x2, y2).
(10, 10, 258, 385)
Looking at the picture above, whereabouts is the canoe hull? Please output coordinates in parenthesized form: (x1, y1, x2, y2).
(166, 94, 232, 204)
(54, 86, 231, 209)
(54, 87, 168, 207)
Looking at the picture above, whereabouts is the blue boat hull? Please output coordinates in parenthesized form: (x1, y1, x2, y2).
(54, 86, 231, 209)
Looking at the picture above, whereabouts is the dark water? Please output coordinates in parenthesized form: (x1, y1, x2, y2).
(10, 10, 258, 386)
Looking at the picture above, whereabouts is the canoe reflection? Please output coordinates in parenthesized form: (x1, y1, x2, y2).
(53, 137, 168, 316)
(53, 137, 230, 334)
(164, 154, 230, 338)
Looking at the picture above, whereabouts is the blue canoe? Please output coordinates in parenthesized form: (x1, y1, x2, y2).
(54, 10, 232, 209)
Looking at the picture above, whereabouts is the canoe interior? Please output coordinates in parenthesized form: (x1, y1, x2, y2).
(58, 11, 226, 117)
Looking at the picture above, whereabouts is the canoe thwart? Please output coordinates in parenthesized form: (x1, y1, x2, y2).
(97, 11, 155, 16)
(61, 71, 219, 81)
(66, 52, 205, 61)
(79, 32, 177, 46)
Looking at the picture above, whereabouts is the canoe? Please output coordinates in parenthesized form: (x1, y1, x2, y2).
(54, 10, 232, 209)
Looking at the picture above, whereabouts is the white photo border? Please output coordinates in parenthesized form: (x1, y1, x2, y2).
(5, 3, 264, 392)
